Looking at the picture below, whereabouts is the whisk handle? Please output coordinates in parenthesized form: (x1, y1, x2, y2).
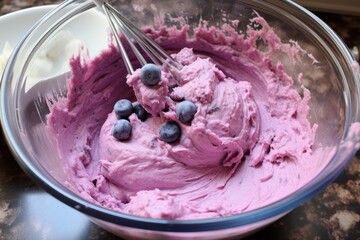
(93, 0, 107, 8)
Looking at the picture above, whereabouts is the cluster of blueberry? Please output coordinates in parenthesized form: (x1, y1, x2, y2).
(159, 100, 197, 143)
(111, 99, 148, 140)
(112, 64, 197, 143)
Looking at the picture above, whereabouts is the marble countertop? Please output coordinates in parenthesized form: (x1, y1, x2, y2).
(0, 1, 359, 239)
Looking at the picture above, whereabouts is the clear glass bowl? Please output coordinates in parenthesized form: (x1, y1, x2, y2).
(1, 0, 360, 239)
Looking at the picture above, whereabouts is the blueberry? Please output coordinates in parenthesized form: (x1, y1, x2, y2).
(140, 63, 161, 86)
(112, 119, 132, 140)
(133, 103, 148, 121)
(176, 100, 197, 123)
(114, 99, 133, 119)
(159, 121, 181, 143)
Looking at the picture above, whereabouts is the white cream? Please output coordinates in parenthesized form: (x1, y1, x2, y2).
(28, 31, 83, 82)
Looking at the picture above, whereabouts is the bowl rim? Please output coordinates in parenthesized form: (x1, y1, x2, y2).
(0, 0, 359, 232)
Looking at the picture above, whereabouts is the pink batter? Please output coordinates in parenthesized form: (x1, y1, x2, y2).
(47, 16, 321, 219)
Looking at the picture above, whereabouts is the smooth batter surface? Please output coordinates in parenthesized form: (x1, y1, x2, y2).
(48, 16, 320, 219)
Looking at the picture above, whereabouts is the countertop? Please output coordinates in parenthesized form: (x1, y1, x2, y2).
(0, 1, 359, 240)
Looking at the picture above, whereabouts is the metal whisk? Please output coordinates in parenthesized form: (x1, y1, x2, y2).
(93, 0, 182, 74)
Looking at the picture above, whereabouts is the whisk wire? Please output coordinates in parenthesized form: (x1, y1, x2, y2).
(102, 4, 134, 73)
(108, 6, 148, 66)
(109, 7, 163, 66)
(110, 5, 181, 69)
(97, 1, 182, 74)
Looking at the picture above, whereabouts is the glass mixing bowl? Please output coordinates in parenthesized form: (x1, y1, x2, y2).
(1, 0, 360, 239)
